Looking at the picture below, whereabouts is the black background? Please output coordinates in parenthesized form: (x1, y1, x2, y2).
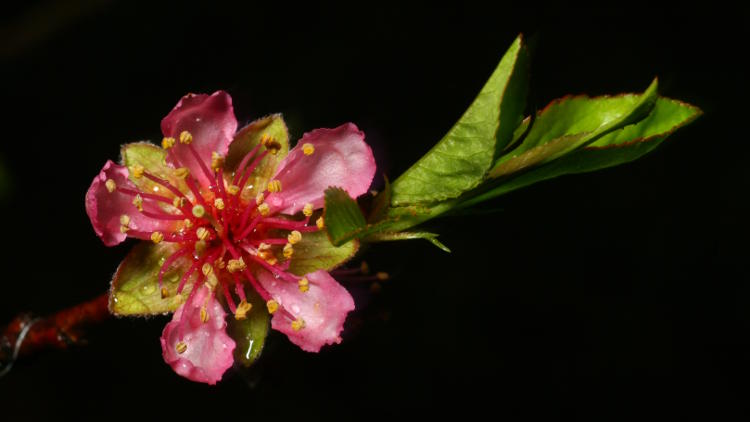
(0, 1, 747, 420)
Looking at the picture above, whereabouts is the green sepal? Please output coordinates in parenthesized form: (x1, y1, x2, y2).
(489, 78, 659, 178)
(323, 187, 367, 246)
(226, 288, 269, 367)
(391, 34, 529, 205)
(365, 231, 451, 253)
(288, 230, 359, 276)
(109, 242, 191, 316)
(461, 96, 701, 206)
(120, 142, 188, 199)
(225, 114, 289, 199)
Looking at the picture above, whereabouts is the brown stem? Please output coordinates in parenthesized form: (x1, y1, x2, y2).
(1, 293, 110, 374)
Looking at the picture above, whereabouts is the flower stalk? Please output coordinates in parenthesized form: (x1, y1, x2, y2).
(1, 294, 110, 377)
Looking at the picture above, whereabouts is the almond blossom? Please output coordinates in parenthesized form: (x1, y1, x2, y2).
(85, 91, 375, 383)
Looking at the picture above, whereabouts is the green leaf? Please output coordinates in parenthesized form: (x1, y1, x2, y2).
(460, 96, 701, 206)
(225, 114, 289, 199)
(109, 242, 192, 316)
(120, 142, 188, 198)
(391, 34, 529, 205)
(288, 230, 359, 276)
(366, 231, 451, 253)
(324, 187, 367, 246)
(489, 78, 659, 178)
(226, 288, 269, 367)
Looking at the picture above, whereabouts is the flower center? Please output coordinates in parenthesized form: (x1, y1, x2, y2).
(122, 131, 321, 326)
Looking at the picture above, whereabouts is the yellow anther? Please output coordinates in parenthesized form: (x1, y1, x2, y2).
(175, 341, 188, 354)
(161, 287, 169, 298)
(214, 257, 226, 269)
(227, 257, 247, 273)
(162, 136, 176, 149)
(258, 203, 270, 216)
(266, 299, 279, 314)
(151, 231, 164, 244)
(200, 306, 209, 323)
(235, 300, 252, 320)
(258, 247, 277, 264)
(302, 143, 315, 155)
(183, 218, 193, 229)
(192, 204, 206, 218)
(201, 263, 213, 276)
(266, 140, 281, 154)
(302, 203, 314, 217)
(105, 178, 116, 193)
(267, 179, 282, 193)
(291, 318, 306, 332)
(119, 214, 131, 227)
(287, 230, 302, 244)
(119, 225, 129, 234)
(376, 272, 389, 281)
(132, 194, 143, 211)
(258, 249, 275, 263)
(130, 164, 145, 179)
(214, 198, 225, 210)
(316, 216, 325, 229)
(211, 151, 224, 171)
(283, 243, 294, 259)
(196, 227, 210, 240)
(227, 184, 240, 195)
(194, 240, 207, 254)
(174, 167, 189, 178)
(255, 192, 265, 205)
(260, 134, 281, 154)
(179, 130, 193, 144)
(298, 277, 310, 293)
(205, 273, 218, 289)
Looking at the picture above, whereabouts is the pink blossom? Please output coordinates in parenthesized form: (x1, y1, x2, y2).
(160, 283, 235, 385)
(85, 91, 376, 383)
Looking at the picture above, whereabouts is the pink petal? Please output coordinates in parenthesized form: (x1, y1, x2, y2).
(266, 123, 376, 214)
(161, 91, 238, 188)
(160, 284, 236, 384)
(85, 160, 177, 246)
(257, 269, 355, 352)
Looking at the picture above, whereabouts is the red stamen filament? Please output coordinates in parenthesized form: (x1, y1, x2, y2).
(177, 260, 201, 294)
(238, 150, 269, 190)
(237, 214, 262, 240)
(232, 143, 262, 185)
(142, 172, 191, 203)
(186, 143, 216, 184)
(140, 209, 185, 221)
(221, 280, 237, 313)
(158, 246, 191, 288)
(116, 187, 173, 206)
(184, 177, 208, 208)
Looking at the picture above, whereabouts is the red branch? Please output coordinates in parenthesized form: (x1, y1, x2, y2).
(1, 293, 110, 369)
